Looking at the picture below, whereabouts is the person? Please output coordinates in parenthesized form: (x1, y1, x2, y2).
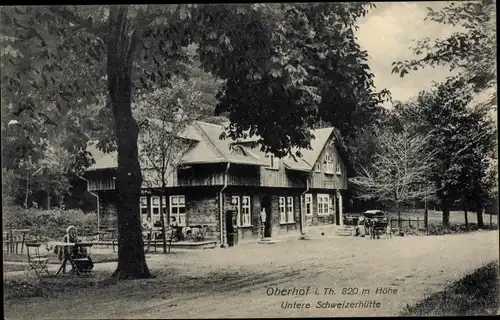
(62, 226, 94, 272)
(170, 217, 183, 241)
(260, 208, 267, 239)
(142, 216, 154, 253)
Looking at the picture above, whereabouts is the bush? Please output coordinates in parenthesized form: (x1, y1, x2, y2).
(427, 223, 498, 235)
(3, 206, 98, 240)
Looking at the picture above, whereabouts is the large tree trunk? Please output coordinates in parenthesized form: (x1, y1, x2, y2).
(476, 202, 484, 228)
(107, 6, 151, 279)
(442, 201, 450, 227)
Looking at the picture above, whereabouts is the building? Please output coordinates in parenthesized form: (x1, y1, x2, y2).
(83, 121, 351, 245)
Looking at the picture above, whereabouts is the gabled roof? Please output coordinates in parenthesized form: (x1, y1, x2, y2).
(85, 120, 347, 172)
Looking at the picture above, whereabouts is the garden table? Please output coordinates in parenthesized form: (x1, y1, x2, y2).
(50, 241, 94, 276)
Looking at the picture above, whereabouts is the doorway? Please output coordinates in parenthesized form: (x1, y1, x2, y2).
(225, 209, 237, 246)
(261, 196, 272, 237)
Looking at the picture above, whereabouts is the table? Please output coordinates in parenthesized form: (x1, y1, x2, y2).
(50, 242, 94, 276)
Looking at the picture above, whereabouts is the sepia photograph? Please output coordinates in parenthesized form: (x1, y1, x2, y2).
(1, 2, 498, 318)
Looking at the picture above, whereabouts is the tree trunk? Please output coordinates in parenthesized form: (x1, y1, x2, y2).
(476, 202, 484, 228)
(397, 202, 401, 229)
(24, 171, 29, 209)
(160, 184, 167, 253)
(464, 208, 468, 228)
(107, 5, 151, 279)
(46, 190, 50, 210)
(424, 197, 428, 231)
(442, 201, 450, 227)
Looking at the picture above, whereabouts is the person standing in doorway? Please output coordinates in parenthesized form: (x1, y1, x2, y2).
(260, 208, 267, 239)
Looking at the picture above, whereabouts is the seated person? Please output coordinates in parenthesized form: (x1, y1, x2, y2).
(142, 216, 154, 240)
(62, 226, 94, 272)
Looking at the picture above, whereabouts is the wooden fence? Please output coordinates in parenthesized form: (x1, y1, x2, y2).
(388, 217, 427, 235)
(3, 226, 31, 255)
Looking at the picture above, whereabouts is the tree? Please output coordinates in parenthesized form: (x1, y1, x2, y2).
(350, 120, 436, 227)
(1, 3, 384, 279)
(392, 0, 496, 106)
(397, 77, 496, 226)
(1, 98, 94, 208)
(136, 72, 221, 253)
(455, 103, 496, 227)
(197, 3, 390, 159)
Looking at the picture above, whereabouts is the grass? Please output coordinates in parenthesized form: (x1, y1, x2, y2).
(401, 261, 499, 316)
(3, 263, 27, 272)
(3, 271, 117, 300)
(3, 252, 117, 264)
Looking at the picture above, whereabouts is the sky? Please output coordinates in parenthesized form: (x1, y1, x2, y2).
(356, 1, 461, 108)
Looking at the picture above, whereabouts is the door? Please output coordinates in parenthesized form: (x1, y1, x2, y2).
(261, 196, 272, 237)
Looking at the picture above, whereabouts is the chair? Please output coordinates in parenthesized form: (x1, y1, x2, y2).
(26, 242, 50, 277)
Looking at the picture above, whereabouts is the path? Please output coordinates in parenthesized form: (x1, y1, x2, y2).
(4, 230, 498, 318)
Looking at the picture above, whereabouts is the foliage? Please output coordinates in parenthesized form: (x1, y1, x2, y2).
(3, 206, 98, 240)
(396, 77, 496, 225)
(349, 117, 436, 208)
(1, 3, 387, 278)
(426, 223, 497, 236)
(392, 0, 496, 106)
(194, 3, 390, 158)
(135, 66, 220, 252)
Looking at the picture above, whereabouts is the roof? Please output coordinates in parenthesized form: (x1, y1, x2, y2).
(85, 120, 347, 172)
(86, 143, 117, 171)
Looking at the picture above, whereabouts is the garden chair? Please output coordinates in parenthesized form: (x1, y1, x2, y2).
(26, 241, 50, 278)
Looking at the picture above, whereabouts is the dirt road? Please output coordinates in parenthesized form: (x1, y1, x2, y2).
(4, 230, 498, 318)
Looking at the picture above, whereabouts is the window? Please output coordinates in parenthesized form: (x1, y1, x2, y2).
(314, 163, 321, 172)
(170, 195, 186, 226)
(241, 196, 251, 226)
(286, 197, 294, 222)
(151, 196, 161, 224)
(267, 154, 279, 169)
(279, 197, 294, 223)
(318, 194, 330, 216)
(231, 146, 245, 156)
(140, 196, 148, 222)
(304, 194, 312, 216)
(336, 158, 342, 175)
(279, 197, 286, 223)
(324, 154, 334, 174)
(232, 196, 252, 227)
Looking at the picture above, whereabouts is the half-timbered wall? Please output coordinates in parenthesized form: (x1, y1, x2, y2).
(310, 143, 348, 190)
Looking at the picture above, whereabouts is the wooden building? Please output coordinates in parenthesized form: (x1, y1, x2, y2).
(83, 121, 351, 245)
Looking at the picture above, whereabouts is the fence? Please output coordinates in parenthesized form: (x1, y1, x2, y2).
(388, 217, 427, 235)
(3, 225, 32, 255)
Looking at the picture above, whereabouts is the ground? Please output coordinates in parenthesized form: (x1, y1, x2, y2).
(3, 229, 499, 319)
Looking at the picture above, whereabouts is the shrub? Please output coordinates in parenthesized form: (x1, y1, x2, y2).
(427, 223, 498, 235)
(3, 206, 98, 240)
